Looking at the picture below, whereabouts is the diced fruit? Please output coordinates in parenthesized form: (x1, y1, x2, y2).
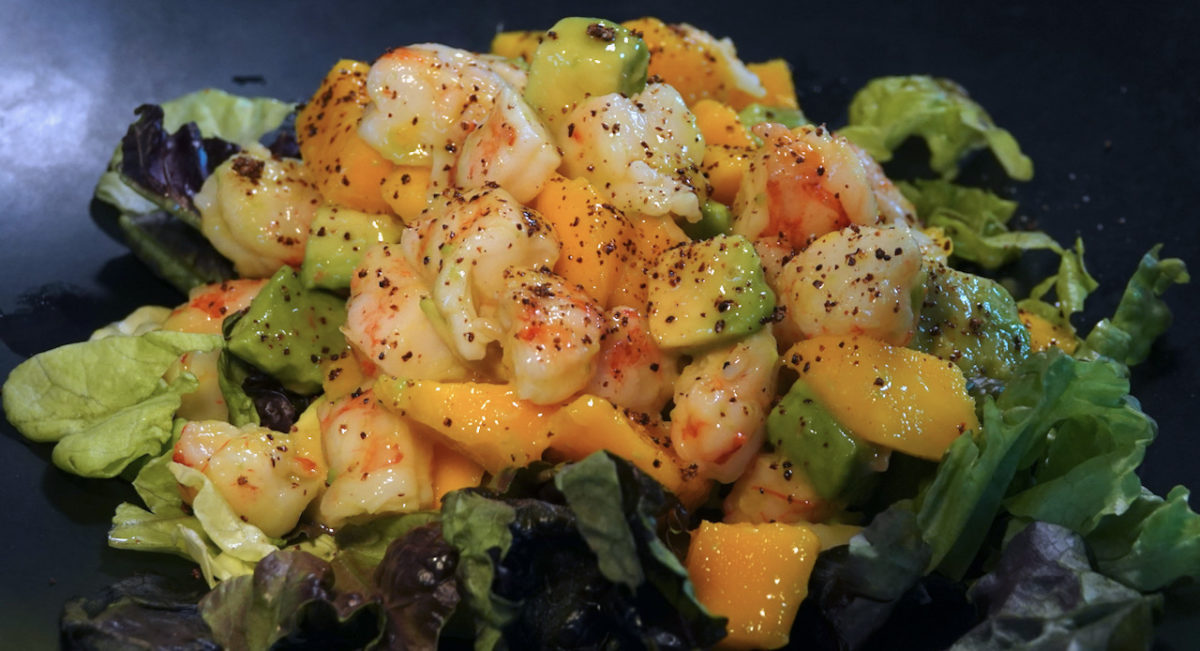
(647, 234, 775, 350)
(225, 267, 347, 395)
(548, 395, 710, 508)
(686, 521, 819, 650)
(783, 335, 978, 460)
(607, 215, 690, 312)
(728, 60, 799, 110)
(379, 165, 431, 223)
(766, 378, 866, 499)
(300, 205, 404, 291)
(701, 145, 753, 205)
(374, 377, 559, 473)
(913, 263, 1032, 379)
(1019, 308, 1079, 354)
(524, 17, 649, 124)
(533, 175, 636, 307)
(431, 443, 486, 506)
(692, 99, 754, 148)
(320, 349, 367, 401)
(297, 59, 396, 214)
(490, 30, 544, 62)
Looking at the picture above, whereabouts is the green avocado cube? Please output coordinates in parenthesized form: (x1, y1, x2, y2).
(300, 205, 404, 291)
(226, 266, 347, 394)
(646, 233, 775, 350)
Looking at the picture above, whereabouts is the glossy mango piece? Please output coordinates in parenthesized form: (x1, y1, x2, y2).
(783, 335, 978, 460)
(547, 395, 710, 508)
(431, 442, 485, 506)
(1019, 309, 1079, 354)
(533, 175, 636, 308)
(297, 59, 396, 214)
(701, 145, 753, 206)
(374, 377, 559, 473)
(728, 59, 799, 110)
(692, 99, 754, 148)
(686, 521, 820, 650)
(490, 30, 543, 62)
(379, 165, 431, 223)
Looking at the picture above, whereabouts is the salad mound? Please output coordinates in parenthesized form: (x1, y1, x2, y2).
(4, 14, 1197, 650)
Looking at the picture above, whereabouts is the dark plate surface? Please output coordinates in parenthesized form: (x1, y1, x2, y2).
(1, 1, 1197, 648)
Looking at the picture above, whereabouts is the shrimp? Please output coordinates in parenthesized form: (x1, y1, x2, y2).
(851, 142, 917, 226)
(160, 279, 266, 421)
(584, 306, 680, 415)
(358, 44, 508, 165)
(752, 239, 806, 351)
(342, 243, 471, 382)
(780, 225, 926, 346)
(399, 188, 560, 360)
(315, 387, 435, 528)
(497, 269, 604, 405)
(172, 420, 324, 537)
(194, 144, 322, 278)
(454, 84, 561, 203)
(733, 123, 890, 249)
(669, 328, 779, 483)
(557, 83, 706, 221)
(722, 451, 833, 525)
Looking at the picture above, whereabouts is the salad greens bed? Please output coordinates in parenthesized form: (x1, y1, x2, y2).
(3, 36, 1197, 651)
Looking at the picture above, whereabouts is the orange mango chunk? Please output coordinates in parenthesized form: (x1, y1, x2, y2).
(692, 99, 754, 148)
(533, 175, 636, 308)
(783, 336, 979, 460)
(1019, 309, 1079, 354)
(297, 59, 395, 214)
(374, 377, 559, 474)
(548, 395, 711, 508)
(687, 521, 820, 650)
(701, 145, 753, 205)
(728, 59, 799, 110)
(380, 165, 431, 223)
(490, 30, 544, 63)
(431, 442, 486, 506)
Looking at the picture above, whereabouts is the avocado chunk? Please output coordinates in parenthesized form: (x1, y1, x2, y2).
(225, 266, 347, 394)
(300, 205, 404, 291)
(911, 262, 1030, 380)
(679, 199, 735, 241)
(767, 378, 868, 499)
(524, 17, 649, 123)
(647, 234, 775, 350)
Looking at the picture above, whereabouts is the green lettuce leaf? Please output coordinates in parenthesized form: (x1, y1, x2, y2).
(118, 212, 236, 293)
(331, 512, 442, 593)
(1078, 246, 1190, 366)
(95, 89, 295, 215)
(2, 330, 222, 477)
(89, 305, 172, 340)
(838, 76, 1033, 180)
(951, 522, 1159, 650)
(1017, 238, 1098, 333)
(901, 179, 1058, 268)
(199, 550, 386, 651)
(1088, 486, 1200, 592)
(554, 452, 643, 589)
(440, 491, 517, 651)
(169, 462, 281, 564)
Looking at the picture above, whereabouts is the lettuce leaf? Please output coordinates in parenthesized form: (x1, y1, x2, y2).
(60, 575, 217, 651)
(169, 462, 281, 564)
(839, 76, 1033, 181)
(199, 550, 386, 651)
(441, 454, 725, 650)
(440, 491, 517, 650)
(1078, 246, 1190, 366)
(1088, 486, 1200, 592)
(95, 89, 295, 216)
(952, 522, 1159, 650)
(118, 212, 236, 293)
(374, 523, 462, 650)
(1017, 238, 1098, 334)
(2, 330, 222, 476)
(901, 179, 1058, 268)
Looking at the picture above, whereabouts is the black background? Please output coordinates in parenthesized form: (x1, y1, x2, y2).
(1, 0, 1196, 648)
